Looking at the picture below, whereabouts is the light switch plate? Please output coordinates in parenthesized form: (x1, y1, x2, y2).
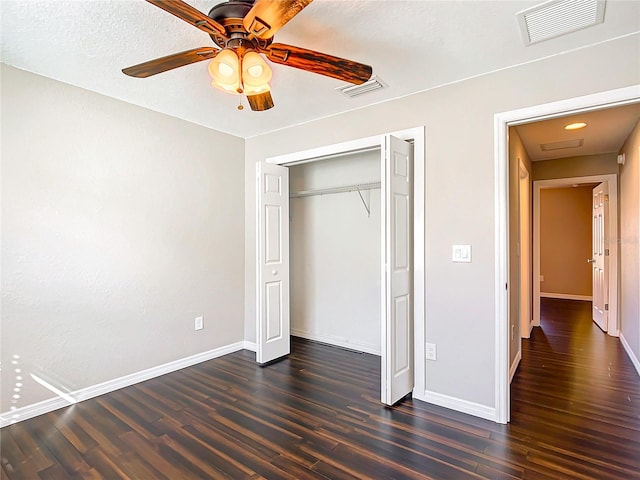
(452, 244, 472, 263)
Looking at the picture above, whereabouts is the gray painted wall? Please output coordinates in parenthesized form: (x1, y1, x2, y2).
(1, 65, 246, 412)
(244, 34, 640, 409)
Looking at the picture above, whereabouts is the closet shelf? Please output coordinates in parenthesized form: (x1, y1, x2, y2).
(290, 181, 381, 198)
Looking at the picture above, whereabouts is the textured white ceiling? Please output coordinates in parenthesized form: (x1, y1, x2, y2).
(1, 0, 639, 138)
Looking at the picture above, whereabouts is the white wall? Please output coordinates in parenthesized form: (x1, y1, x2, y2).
(1, 65, 246, 414)
(289, 152, 381, 354)
(244, 34, 640, 410)
(619, 119, 640, 372)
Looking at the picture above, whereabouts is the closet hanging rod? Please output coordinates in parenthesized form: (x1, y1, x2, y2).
(290, 181, 381, 198)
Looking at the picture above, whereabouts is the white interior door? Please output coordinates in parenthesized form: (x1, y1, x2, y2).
(519, 163, 531, 339)
(381, 135, 414, 405)
(256, 162, 290, 364)
(591, 182, 608, 332)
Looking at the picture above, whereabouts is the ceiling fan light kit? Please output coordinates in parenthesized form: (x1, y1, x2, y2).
(122, 0, 373, 112)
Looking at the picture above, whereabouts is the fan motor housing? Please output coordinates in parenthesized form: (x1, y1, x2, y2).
(207, 0, 271, 50)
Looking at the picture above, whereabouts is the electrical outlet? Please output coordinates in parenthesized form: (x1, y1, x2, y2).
(426, 343, 437, 361)
(195, 315, 204, 331)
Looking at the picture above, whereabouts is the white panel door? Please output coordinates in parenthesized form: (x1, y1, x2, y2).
(381, 135, 414, 405)
(256, 162, 290, 364)
(591, 182, 608, 332)
(519, 162, 531, 339)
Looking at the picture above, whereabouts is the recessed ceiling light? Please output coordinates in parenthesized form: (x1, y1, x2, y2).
(564, 122, 587, 130)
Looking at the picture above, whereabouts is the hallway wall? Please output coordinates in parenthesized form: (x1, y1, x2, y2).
(508, 128, 533, 367)
(532, 153, 618, 181)
(540, 187, 593, 297)
(619, 120, 640, 373)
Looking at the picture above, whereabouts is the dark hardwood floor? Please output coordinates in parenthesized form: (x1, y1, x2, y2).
(2, 298, 639, 479)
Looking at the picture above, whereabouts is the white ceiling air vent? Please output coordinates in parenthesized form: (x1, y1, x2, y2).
(336, 76, 388, 98)
(540, 138, 584, 151)
(517, 0, 606, 46)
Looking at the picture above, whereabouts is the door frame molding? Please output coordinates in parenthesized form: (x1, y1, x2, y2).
(494, 85, 640, 424)
(532, 175, 618, 334)
(264, 126, 427, 402)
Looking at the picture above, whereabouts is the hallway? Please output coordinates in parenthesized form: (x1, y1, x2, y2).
(510, 298, 640, 478)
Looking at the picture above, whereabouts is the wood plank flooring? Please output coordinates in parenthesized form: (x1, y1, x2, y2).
(2, 298, 639, 479)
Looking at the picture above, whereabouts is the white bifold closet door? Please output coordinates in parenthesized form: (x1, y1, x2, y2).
(381, 135, 414, 406)
(256, 162, 290, 364)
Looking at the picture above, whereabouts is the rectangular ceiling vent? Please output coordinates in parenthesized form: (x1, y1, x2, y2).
(540, 138, 584, 151)
(517, 0, 606, 46)
(336, 76, 388, 98)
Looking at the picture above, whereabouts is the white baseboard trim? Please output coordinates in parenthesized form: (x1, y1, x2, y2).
(0, 341, 245, 428)
(521, 321, 534, 339)
(0, 396, 70, 429)
(509, 350, 522, 383)
(620, 333, 640, 377)
(243, 341, 257, 352)
(540, 292, 592, 301)
(422, 390, 496, 422)
(291, 329, 381, 356)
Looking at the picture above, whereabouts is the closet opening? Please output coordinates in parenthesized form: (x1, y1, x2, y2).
(256, 127, 425, 406)
(289, 151, 383, 356)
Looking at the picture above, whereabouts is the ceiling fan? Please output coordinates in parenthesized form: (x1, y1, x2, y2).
(122, 0, 373, 111)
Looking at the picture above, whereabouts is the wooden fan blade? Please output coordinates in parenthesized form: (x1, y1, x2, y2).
(247, 91, 275, 111)
(263, 43, 372, 85)
(145, 0, 226, 35)
(243, 0, 313, 40)
(122, 47, 219, 78)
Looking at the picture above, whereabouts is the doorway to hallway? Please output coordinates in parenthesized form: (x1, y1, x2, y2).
(510, 297, 640, 476)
